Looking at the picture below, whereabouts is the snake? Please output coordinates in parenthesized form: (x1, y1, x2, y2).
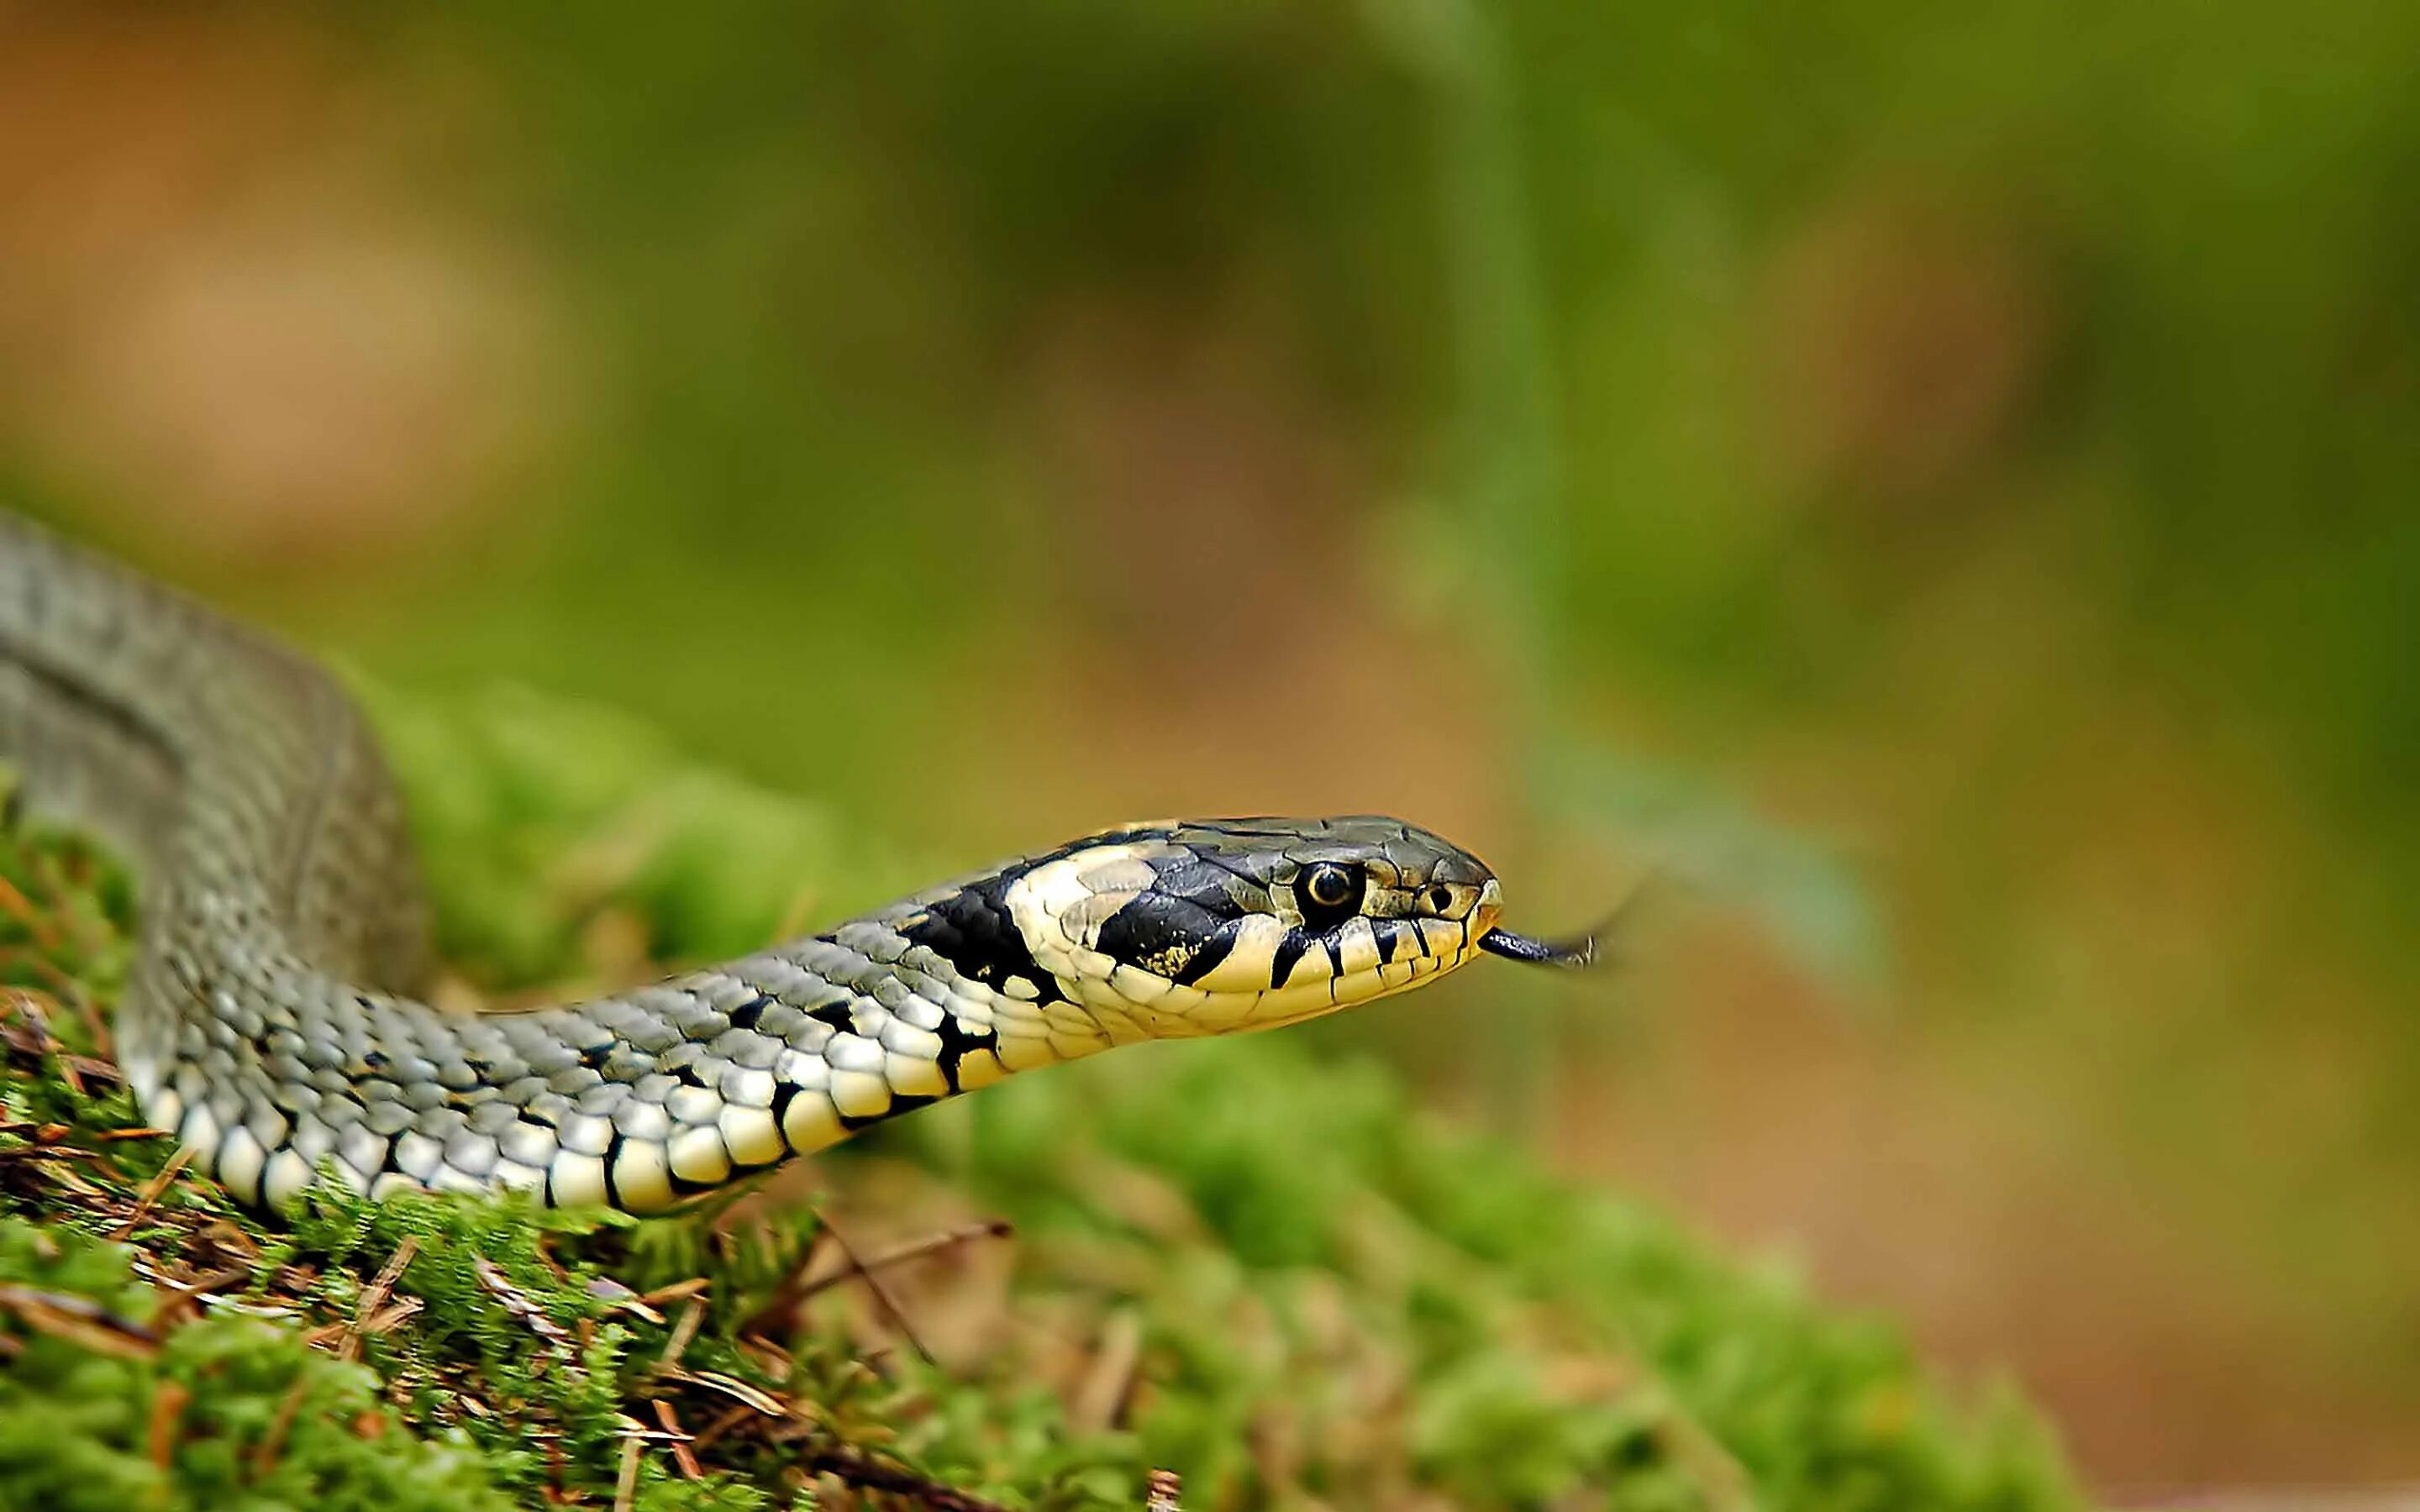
(0, 512, 1591, 1213)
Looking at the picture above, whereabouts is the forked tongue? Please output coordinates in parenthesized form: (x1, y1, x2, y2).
(1477, 927, 1598, 970)
(1479, 872, 1665, 972)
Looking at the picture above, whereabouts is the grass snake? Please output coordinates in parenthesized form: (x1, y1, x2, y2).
(0, 513, 1590, 1213)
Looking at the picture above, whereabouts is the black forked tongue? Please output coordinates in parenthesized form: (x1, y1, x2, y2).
(1482, 869, 1660, 971)
(1478, 927, 1598, 969)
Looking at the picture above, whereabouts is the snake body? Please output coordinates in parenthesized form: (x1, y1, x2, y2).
(0, 514, 1562, 1212)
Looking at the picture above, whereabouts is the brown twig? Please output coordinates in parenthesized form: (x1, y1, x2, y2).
(0, 1284, 160, 1360)
(585, 1276, 665, 1325)
(655, 1299, 705, 1373)
(0, 989, 56, 1059)
(111, 1145, 194, 1239)
(251, 1369, 313, 1479)
(59, 1053, 120, 1089)
(650, 1399, 702, 1480)
(638, 1276, 711, 1308)
(742, 1210, 1011, 1361)
(147, 1381, 190, 1472)
(612, 1436, 641, 1512)
(799, 1442, 1013, 1512)
(0, 874, 60, 951)
(807, 1206, 934, 1365)
(340, 1236, 421, 1362)
(685, 1403, 758, 1455)
(659, 1366, 784, 1417)
(792, 1219, 1013, 1305)
(0, 1145, 86, 1168)
(181, 1265, 256, 1295)
(473, 1257, 571, 1348)
(1070, 1310, 1145, 1434)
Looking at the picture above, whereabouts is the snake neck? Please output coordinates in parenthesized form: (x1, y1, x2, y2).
(661, 897, 1126, 1175)
(108, 864, 1129, 1214)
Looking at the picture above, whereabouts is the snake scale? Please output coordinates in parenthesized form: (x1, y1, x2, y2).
(0, 512, 1587, 1213)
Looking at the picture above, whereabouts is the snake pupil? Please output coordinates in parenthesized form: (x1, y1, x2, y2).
(1295, 863, 1363, 923)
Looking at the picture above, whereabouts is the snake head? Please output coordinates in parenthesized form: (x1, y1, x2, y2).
(1001, 816, 1510, 1037)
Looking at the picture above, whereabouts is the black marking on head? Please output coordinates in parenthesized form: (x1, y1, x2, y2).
(1372, 918, 1406, 964)
(1095, 894, 1226, 980)
(901, 872, 1066, 1005)
(1268, 927, 1314, 991)
(1171, 916, 1244, 986)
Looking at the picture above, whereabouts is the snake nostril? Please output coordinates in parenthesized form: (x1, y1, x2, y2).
(1426, 885, 1454, 914)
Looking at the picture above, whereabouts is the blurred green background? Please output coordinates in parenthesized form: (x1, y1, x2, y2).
(5, 0, 2417, 1496)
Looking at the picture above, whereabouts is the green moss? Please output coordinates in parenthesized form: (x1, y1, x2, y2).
(0, 1218, 519, 1512)
(0, 689, 2084, 1509)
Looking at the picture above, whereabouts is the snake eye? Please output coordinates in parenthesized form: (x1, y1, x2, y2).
(1294, 863, 1365, 924)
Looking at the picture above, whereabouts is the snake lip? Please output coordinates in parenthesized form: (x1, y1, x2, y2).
(1477, 927, 1597, 969)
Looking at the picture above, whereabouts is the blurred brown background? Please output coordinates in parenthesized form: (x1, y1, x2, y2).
(6, 3, 2418, 1498)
